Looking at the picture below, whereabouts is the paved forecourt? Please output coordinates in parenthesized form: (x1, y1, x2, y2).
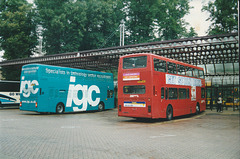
(0, 108, 239, 159)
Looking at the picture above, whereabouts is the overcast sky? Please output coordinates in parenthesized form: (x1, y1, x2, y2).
(0, 0, 213, 61)
(184, 0, 213, 36)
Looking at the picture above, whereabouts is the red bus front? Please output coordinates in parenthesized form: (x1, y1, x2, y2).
(118, 54, 154, 118)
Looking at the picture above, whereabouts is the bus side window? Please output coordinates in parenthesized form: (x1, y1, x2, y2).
(154, 59, 167, 72)
(161, 87, 164, 99)
(107, 90, 114, 98)
(193, 68, 199, 78)
(186, 67, 193, 77)
(167, 62, 177, 74)
(169, 88, 178, 99)
(165, 88, 168, 99)
(199, 70, 204, 79)
(177, 64, 186, 75)
(179, 88, 187, 99)
(187, 89, 190, 99)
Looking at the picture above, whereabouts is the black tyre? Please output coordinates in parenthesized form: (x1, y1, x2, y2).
(166, 105, 173, 121)
(196, 104, 200, 115)
(56, 103, 64, 114)
(98, 102, 104, 112)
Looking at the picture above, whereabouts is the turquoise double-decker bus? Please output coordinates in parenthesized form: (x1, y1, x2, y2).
(20, 64, 114, 113)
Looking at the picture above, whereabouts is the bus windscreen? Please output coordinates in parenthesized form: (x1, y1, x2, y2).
(123, 56, 147, 69)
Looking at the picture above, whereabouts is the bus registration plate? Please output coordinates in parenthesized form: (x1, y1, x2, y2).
(124, 101, 146, 107)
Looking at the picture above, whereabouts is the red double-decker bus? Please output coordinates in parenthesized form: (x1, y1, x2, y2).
(118, 53, 206, 120)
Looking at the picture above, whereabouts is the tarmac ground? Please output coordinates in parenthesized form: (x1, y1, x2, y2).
(0, 107, 239, 159)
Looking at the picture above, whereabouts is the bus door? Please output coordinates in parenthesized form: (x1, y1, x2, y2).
(106, 89, 114, 109)
(151, 82, 164, 118)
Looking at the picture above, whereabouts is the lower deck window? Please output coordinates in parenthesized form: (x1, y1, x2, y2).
(169, 88, 178, 99)
(164, 87, 190, 99)
(123, 85, 145, 94)
(179, 88, 187, 99)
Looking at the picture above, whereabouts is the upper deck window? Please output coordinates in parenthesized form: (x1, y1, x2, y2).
(154, 59, 167, 72)
(177, 64, 186, 75)
(123, 56, 147, 69)
(186, 67, 193, 77)
(199, 70, 204, 79)
(193, 68, 199, 78)
(167, 62, 177, 74)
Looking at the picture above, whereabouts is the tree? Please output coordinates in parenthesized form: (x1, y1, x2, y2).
(35, 0, 87, 55)
(124, 0, 156, 44)
(0, 0, 38, 60)
(202, 0, 238, 35)
(80, 0, 124, 50)
(153, 0, 192, 41)
(35, 0, 124, 54)
(36, 0, 194, 53)
(123, 0, 193, 44)
(0, 0, 38, 80)
(185, 27, 198, 38)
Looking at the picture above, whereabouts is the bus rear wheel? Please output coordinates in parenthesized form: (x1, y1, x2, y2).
(98, 102, 104, 112)
(56, 103, 64, 114)
(166, 106, 173, 121)
(196, 104, 200, 115)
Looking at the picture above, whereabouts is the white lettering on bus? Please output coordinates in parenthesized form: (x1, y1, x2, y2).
(20, 77, 39, 98)
(166, 74, 202, 87)
(66, 76, 100, 111)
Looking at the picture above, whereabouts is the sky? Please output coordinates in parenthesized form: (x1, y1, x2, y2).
(0, 0, 213, 62)
(184, 0, 213, 36)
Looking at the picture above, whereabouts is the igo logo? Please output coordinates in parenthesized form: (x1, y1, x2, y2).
(20, 76, 39, 97)
(66, 76, 100, 111)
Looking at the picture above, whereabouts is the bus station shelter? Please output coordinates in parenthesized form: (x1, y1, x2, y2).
(0, 33, 239, 109)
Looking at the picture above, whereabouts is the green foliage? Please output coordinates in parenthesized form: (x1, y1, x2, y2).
(123, 0, 192, 44)
(80, 0, 124, 50)
(186, 27, 198, 38)
(0, 0, 38, 60)
(0, 0, 199, 60)
(35, 0, 194, 53)
(35, 0, 124, 54)
(124, 0, 156, 44)
(153, 0, 192, 41)
(35, 0, 89, 54)
(202, 0, 238, 35)
(0, 0, 196, 58)
(0, 0, 38, 80)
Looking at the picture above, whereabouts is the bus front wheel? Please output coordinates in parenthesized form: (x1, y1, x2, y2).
(56, 103, 64, 114)
(166, 106, 173, 121)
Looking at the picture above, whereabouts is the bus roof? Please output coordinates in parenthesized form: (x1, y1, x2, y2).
(120, 53, 203, 70)
(22, 63, 112, 75)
